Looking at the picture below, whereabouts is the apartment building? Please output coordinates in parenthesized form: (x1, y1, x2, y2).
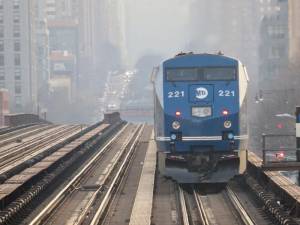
(0, 0, 37, 113)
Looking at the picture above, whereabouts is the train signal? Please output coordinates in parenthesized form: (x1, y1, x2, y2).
(276, 123, 283, 129)
(296, 107, 300, 163)
(275, 152, 285, 160)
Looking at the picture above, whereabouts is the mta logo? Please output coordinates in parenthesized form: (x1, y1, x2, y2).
(196, 87, 208, 99)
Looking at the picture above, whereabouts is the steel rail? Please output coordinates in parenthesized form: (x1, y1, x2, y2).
(89, 124, 144, 225)
(0, 124, 42, 139)
(226, 186, 255, 225)
(0, 125, 81, 171)
(72, 124, 143, 225)
(0, 125, 67, 167)
(0, 125, 65, 154)
(0, 123, 38, 136)
(0, 125, 69, 154)
(178, 185, 190, 225)
(28, 124, 129, 225)
(193, 189, 210, 225)
(0, 124, 51, 147)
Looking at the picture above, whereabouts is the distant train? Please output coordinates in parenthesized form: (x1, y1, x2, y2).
(152, 53, 249, 183)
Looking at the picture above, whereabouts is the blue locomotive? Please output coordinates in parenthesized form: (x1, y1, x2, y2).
(152, 53, 249, 183)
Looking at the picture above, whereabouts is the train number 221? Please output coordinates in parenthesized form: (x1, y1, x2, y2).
(218, 90, 235, 97)
(168, 91, 184, 98)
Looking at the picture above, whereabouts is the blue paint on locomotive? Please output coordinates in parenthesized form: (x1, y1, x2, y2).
(153, 53, 248, 153)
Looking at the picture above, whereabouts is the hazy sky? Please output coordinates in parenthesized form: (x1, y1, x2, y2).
(125, 0, 191, 66)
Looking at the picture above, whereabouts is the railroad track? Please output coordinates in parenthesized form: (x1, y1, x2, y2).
(0, 121, 120, 225)
(28, 123, 144, 225)
(0, 123, 38, 136)
(0, 125, 83, 177)
(0, 124, 52, 147)
(226, 186, 255, 225)
(178, 184, 256, 225)
(0, 125, 63, 153)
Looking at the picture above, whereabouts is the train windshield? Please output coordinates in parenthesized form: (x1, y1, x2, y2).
(166, 68, 198, 81)
(203, 68, 236, 80)
(166, 67, 236, 81)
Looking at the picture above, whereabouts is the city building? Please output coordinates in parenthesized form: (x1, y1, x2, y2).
(258, 0, 289, 91)
(45, 0, 101, 72)
(78, 0, 106, 75)
(45, 0, 79, 20)
(255, 0, 300, 137)
(49, 50, 75, 102)
(0, 88, 9, 126)
(288, 0, 300, 66)
(48, 20, 79, 56)
(0, 0, 38, 113)
(287, 0, 300, 108)
(35, 0, 50, 110)
(105, 0, 127, 66)
(188, 0, 260, 83)
(47, 19, 79, 101)
(34, 0, 107, 123)
(86, 0, 127, 70)
(44, 0, 80, 103)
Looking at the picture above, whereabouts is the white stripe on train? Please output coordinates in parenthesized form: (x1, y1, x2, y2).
(156, 135, 248, 141)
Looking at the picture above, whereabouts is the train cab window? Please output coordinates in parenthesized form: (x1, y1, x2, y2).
(166, 68, 198, 81)
(166, 67, 236, 81)
(203, 68, 236, 80)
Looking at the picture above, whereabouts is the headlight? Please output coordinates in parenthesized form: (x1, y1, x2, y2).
(172, 121, 181, 130)
(192, 106, 212, 117)
(224, 121, 232, 128)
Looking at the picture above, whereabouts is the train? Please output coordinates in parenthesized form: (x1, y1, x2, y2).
(152, 52, 249, 183)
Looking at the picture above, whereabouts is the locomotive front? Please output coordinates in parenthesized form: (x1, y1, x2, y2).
(153, 53, 248, 183)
